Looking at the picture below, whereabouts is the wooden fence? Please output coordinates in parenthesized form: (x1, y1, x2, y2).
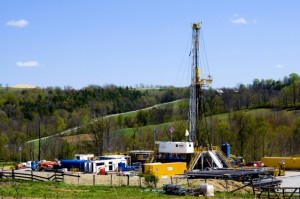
(0, 170, 80, 182)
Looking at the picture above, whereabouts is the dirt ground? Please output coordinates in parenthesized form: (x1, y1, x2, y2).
(63, 172, 253, 193)
(7, 169, 253, 193)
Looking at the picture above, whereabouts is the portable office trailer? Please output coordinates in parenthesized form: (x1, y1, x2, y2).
(156, 141, 194, 154)
(98, 155, 130, 164)
(98, 155, 126, 160)
(92, 158, 127, 173)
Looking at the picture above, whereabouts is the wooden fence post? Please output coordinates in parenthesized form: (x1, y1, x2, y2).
(31, 170, 33, 181)
(139, 175, 141, 187)
(12, 169, 15, 180)
(127, 175, 129, 186)
(110, 175, 112, 187)
(93, 174, 95, 185)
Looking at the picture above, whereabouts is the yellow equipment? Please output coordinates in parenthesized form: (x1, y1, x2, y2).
(261, 156, 300, 170)
(143, 162, 186, 178)
(277, 160, 285, 176)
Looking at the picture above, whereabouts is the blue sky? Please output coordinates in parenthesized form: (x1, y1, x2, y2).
(1, 1, 299, 89)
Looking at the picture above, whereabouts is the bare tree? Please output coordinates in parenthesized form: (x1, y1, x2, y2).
(88, 118, 105, 156)
(104, 117, 114, 153)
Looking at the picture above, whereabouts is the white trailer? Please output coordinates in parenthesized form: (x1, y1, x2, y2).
(74, 154, 94, 160)
(98, 155, 127, 160)
(156, 141, 194, 154)
(91, 158, 127, 173)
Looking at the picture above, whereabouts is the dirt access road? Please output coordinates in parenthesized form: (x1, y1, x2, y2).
(277, 170, 300, 187)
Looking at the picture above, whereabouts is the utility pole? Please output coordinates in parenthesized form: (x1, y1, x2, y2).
(18, 146, 22, 163)
(38, 118, 41, 161)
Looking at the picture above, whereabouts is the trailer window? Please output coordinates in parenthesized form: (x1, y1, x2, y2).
(96, 162, 104, 166)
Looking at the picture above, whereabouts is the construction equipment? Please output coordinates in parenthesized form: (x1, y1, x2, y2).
(36, 161, 58, 171)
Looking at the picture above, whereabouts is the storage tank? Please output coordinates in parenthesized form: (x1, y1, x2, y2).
(221, 143, 230, 158)
(61, 160, 90, 172)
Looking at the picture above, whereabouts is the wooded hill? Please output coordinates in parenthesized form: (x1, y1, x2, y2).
(0, 73, 300, 162)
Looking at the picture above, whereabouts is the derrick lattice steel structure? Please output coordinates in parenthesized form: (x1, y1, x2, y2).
(189, 23, 212, 144)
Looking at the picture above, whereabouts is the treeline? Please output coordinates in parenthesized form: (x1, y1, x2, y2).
(205, 73, 300, 114)
(0, 85, 186, 162)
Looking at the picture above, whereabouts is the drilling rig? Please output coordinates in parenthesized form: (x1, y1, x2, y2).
(189, 23, 212, 145)
(153, 23, 234, 171)
(154, 23, 212, 156)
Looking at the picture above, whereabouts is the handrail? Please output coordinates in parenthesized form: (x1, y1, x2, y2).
(188, 146, 235, 171)
(187, 149, 202, 171)
(213, 146, 235, 168)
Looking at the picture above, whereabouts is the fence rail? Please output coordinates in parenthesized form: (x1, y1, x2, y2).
(0, 170, 80, 182)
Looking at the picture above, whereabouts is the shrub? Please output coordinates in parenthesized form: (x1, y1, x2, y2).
(143, 173, 159, 188)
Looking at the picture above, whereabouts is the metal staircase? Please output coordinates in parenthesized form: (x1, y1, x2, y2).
(187, 147, 202, 171)
(212, 146, 235, 169)
(187, 146, 235, 171)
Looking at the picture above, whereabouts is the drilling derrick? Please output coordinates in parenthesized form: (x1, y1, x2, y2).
(189, 23, 212, 145)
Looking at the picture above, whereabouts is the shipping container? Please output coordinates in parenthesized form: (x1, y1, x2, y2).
(143, 162, 187, 177)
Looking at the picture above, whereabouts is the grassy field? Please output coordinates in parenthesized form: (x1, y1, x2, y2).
(0, 180, 255, 198)
(0, 161, 14, 168)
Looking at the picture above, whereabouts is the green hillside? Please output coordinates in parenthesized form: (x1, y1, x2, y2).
(1, 73, 300, 162)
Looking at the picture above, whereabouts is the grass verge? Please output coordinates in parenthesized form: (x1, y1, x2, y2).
(0, 179, 256, 198)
